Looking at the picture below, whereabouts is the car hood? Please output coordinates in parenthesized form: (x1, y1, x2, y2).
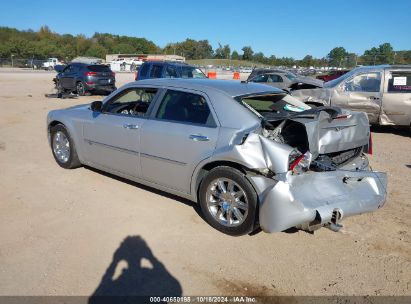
(293, 76, 324, 87)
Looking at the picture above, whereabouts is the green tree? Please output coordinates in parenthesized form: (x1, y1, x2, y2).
(231, 50, 240, 60)
(300, 55, 314, 67)
(241, 46, 254, 61)
(327, 47, 348, 67)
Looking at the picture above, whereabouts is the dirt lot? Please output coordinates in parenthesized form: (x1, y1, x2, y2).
(0, 69, 410, 297)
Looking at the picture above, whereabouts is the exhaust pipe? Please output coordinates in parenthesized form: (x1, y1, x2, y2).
(327, 208, 344, 232)
(327, 222, 343, 232)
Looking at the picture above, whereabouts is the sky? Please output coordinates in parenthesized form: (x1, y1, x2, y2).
(1, 0, 411, 59)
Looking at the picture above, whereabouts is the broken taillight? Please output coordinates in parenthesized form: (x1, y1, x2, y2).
(289, 150, 312, 173)
(367, 133, 373, 155)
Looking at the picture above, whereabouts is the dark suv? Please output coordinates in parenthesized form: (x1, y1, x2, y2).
(135, 61, 206, 81)
(55, 63, 116, 96)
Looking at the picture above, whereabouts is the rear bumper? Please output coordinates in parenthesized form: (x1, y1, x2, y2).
(255, 168, 387, 233)
(85, 83, 116, 91)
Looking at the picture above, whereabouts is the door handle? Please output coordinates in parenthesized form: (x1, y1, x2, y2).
(123, 124, 139, 129)
(189, 134, 209, 141)
(368, 96, 380, 100)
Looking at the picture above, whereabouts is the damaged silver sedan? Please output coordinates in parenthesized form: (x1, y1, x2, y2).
(47, 79, 387, 235)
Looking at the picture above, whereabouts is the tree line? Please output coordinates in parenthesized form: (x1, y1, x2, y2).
(1, 26, 410, 67)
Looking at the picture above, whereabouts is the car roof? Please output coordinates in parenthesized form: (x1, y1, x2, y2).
(132, 78, 284, 97)
(144, 61, 190, 67)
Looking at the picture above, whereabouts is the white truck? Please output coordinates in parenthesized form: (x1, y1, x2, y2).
(43, 58, 63, 70)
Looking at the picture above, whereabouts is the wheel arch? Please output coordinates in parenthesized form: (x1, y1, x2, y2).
(48, 119, 84, 163)
(191, 160, 251, 203)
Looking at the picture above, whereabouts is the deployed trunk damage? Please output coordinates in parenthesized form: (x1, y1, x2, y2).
(213, 97, 387, 233)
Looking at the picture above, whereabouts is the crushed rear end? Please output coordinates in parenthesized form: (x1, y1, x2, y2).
(230, 96, 387, 233)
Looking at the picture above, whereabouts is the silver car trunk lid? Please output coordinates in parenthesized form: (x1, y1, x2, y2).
(267, 107, 370, 158)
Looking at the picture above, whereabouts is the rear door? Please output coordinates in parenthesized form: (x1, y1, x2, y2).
(340, 71, 382, 124)
(140, 89, 218, 193)
(380, 69, 411, 126)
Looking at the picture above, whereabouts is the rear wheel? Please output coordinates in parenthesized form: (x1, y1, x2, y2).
(50, 124, 81, 169)
(76, 81, 86, 96)
(199, 166, 258, 236)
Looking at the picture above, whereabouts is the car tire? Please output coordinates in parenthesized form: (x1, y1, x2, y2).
(199, 166, 258, 236)
(76, 81, 86, 96)
(50, 124, 81, 169)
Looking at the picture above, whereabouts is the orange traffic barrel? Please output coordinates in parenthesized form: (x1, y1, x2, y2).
(207, 72, 217, 79)
(233, 72, 240, 80)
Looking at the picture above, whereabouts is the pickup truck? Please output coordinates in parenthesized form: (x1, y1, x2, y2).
(43, 58, 63, 70)
(292, 65, 411, 128)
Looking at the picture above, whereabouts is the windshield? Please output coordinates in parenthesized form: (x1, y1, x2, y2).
(239, 93, 311, 120)
(88, 65, 112, 72)
(324, 68, 357, 87)
(181, 66, 207, 79)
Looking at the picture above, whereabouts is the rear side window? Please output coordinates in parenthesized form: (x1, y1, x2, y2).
(88, 65, 111, 72)
(388, 72, 411, 93)
(150, 65, 163, 78)
(165, 66, 178, 78)
(139, 63, 150, 78)
(156, 90, 215, 126)
(268, 75, 283, 82)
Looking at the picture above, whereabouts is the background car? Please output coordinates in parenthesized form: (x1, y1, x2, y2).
(316, 69, 350, 82)
(47, 79, 386, 236)
(135, 61, 207, 81)
(55, 63, 116, 96)
(248, 70, 324, 91)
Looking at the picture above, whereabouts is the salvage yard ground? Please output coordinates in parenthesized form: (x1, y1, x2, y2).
(0, 69, 410, 296)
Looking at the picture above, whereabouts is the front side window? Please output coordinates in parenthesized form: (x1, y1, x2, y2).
(344, 72, 381, 92)
(156, 90, 214, 126)
(103, 88, 158, 116)
(150, 65, 163, 78)
(387, 72, 411, 93)
(180, 66, 206, 79)
(251, 74, 268, 83)
(165, 66, 178, 78)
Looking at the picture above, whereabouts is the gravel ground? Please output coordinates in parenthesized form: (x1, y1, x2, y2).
(0, 69, 410, 297)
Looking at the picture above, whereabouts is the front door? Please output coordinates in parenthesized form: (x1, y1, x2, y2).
(341, 71, 382, 124)
(83, 87, 160, 177)
(140, 89, 218, 193)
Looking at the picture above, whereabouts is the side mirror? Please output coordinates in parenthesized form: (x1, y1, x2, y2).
(90, 101, 103, 112)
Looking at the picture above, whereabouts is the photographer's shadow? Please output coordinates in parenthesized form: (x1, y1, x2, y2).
(89, 235, 182, 302)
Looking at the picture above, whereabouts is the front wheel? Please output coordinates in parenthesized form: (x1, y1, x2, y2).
(199, 166, 258, 236)
(50, 124, 81, 169)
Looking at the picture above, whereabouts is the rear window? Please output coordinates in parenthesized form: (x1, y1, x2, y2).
(240, 94, 310, 120)
(388, 72, 411, 93)
(87, 65, 111, 72)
